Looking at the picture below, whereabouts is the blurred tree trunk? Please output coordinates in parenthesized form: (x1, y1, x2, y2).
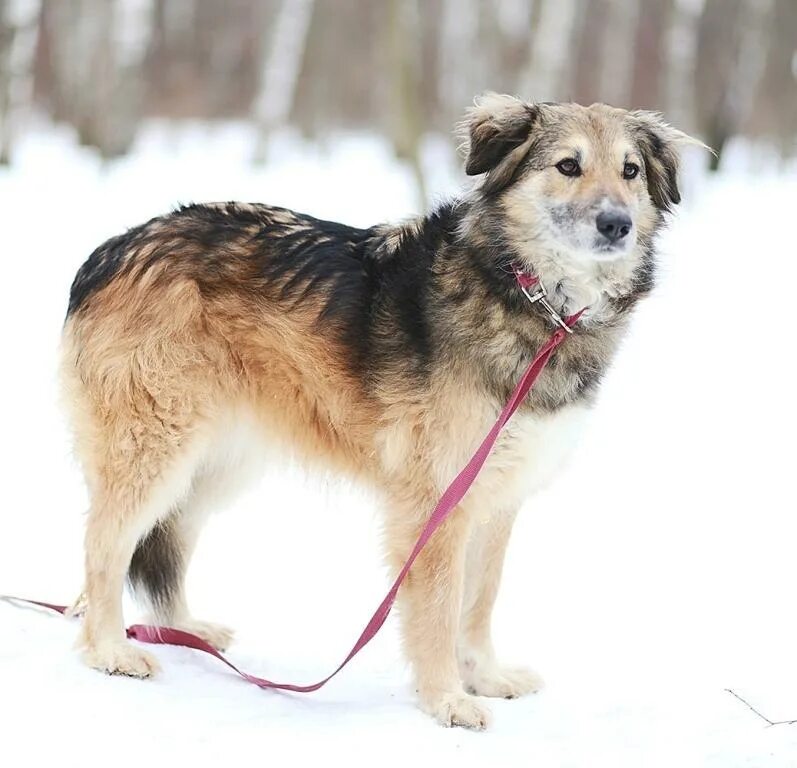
(516, 0, 543, 98)
(520, 0, 578, 102)
(750, 0, 797, 152)
(598, 0, 639, 107)
(664, 0, 701, 131)
(388, 0, 427, 209)
(438, 0, 478, 119)
(492, 0, 534, 101)
(630, 0, 675, 110)
(79, 0, 117, 155)
(0, 0, 41, 165)
(696, 0, 743, 169)
(44, 0, 113, 152)
(572, 0, 609, 105)
(0, 1, 11, 164)
(474, 2, 500, 97)
(731, 0, 776, 141)
(253, 0, 315, 162)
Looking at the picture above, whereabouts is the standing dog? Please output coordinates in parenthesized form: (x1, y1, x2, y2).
(62, 94, 700, 728)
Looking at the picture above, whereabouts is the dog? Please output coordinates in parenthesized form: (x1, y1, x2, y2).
(61, 94, 700, 729)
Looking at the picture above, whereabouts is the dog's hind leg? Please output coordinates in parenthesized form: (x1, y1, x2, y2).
(77, 438, 204, 678)
(61, 274, 232, 676)
(129, 456, 262, 651)
(63, 341, 212, 676)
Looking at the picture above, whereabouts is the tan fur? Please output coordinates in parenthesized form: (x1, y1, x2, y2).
(63, 264, 559, 721)
(62, 96, 697, 728)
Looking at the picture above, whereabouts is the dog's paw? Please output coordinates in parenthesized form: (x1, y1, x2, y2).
(463, 664, 543, 699)
(82, 641, 160, 679)
(174, 619, 235, 652)
(423, 691, 492, 730)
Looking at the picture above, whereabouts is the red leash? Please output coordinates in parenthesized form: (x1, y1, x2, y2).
(4, 269, 583, 692)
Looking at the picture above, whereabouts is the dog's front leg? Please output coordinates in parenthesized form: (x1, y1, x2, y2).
(386, 497, 491, 729)
(458, 509, 543, 698)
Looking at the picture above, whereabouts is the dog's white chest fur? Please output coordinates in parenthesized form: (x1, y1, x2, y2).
(414, 399, 590, 519)
(471, 403, 589, 514)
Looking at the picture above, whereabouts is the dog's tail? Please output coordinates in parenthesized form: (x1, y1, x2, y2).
(128, 516, 184, 618)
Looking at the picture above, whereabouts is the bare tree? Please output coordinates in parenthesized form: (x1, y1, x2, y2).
(0, 0, 12, 164)
(630, 0, 675, 110)
(571, 0, 610, 105)
(750, 0, 797, 152)
(387, 0, 427, 207)
(664, 0, 701, 130)
(0, 0, 41, 164)
(520, 0, 578, 102)
(732, 0, 777, 136)
(696, 0, 742, 167)
(598, 0, 640, 107)
(438, 0, 478, 119)
(253, 0, 315, 161)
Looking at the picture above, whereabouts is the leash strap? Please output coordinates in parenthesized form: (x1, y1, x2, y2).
(4, 277, 583, 693)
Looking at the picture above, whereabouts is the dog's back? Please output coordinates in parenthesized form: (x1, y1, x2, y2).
(65, 202, 392, 482)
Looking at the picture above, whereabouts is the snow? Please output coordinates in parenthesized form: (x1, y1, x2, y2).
(1, 123, 796, 767)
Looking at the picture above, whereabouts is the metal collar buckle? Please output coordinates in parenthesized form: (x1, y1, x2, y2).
(519, 280, 574, 334)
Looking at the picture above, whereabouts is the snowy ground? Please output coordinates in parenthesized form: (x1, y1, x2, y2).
(1, 123, 796, 767)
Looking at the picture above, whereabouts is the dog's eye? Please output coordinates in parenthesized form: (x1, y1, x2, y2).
(623, 162, 640, 180)
(555, 158, 580, 177)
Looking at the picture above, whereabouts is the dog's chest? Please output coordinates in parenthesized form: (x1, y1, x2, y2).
(420, 397, 590, 516)
(472, 403, 589, 511)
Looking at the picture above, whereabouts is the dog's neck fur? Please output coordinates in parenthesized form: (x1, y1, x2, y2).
(368, 195, 659, 412)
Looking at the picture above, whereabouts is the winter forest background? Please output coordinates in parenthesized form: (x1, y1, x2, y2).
(1, 0, 795, 202)
(2, 3, 797, 765)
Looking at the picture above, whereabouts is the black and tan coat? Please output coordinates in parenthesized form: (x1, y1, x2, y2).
(62, 94, 701, 729)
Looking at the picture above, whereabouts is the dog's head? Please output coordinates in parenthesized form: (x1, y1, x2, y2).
(460, 94, 703, 267)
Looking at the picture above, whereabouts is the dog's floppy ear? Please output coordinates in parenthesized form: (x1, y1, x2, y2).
(459, 93, 539, 194)
(631, 111, 709, 212)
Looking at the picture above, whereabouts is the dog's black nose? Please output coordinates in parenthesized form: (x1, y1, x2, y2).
(596, 211, 632, 242)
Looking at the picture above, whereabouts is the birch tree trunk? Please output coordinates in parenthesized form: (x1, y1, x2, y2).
(388, 0, 427, 209)
(696, 0, 747, 169)
(572, 0, 610, 105)
(0, 0, 41, 165)
(438, 0, 478, 119)
(253, 0, 315, 162)
(750, 0, 797, 151)
(598, 0, 640, 107)
(731, 0, 776, 137)
(520, 0, 578, 102)
(664, 0, 701, 129)
(0, 1, 11, 164)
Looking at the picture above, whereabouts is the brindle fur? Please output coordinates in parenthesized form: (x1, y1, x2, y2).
(62, 95, 699, 729)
